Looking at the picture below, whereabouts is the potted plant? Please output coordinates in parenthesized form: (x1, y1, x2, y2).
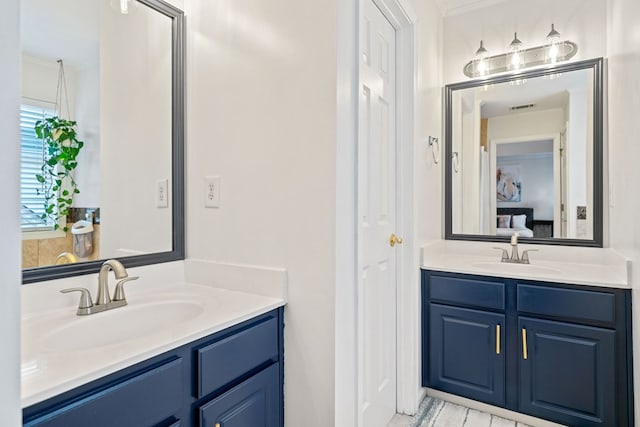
(34, 116, 84, 232)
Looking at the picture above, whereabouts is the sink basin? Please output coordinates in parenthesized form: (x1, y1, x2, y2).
(42, 301, 204, 352)
(471, 261, 562, 276)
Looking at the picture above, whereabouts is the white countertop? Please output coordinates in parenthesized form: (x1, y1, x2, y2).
(421, 240, 631, 289)
(21, 261, 287, 408)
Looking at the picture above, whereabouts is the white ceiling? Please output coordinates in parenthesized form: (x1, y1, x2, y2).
(479, 68, 591, 118)
(436, 0, 510, 16)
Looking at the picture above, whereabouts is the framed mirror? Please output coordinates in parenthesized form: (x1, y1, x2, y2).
(21, 0, 185, 283)
(444, 58, 603, 247)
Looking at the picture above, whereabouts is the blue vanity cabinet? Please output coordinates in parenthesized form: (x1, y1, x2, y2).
(422, 270, 633, 427)
(424, 272, 507, 407)
(429, 304, 505, 406)
(23, 308, 284, 427)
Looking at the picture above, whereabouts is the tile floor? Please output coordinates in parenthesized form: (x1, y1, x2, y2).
(387, 397, 533, 427)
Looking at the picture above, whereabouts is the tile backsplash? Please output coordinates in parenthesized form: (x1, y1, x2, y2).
(22, 222, 101, 268)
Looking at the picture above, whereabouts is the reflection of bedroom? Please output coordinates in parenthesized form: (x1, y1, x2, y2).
(449, 68, 593, 241)
(496, 140, 554, 238)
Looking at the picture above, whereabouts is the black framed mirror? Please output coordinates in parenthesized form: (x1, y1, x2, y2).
(444, 58, 603, 247)
(21, 0, 185, 283)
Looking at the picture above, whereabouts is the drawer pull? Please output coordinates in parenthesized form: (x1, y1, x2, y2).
(496, 324, 501, 355)
(522, 328, 528, 360)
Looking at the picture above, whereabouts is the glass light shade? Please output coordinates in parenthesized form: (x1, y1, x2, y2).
(508, 33, 524, 70)
(545, 24, 561, 63)
(474, 40, 489, 77)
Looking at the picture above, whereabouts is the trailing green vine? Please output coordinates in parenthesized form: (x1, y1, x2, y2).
(34, 116, 84, 232)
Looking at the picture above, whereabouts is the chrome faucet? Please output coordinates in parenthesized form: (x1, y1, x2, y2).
(493, 233, 538, 264)
(96, 259, 128, 305)
(61, 259, 139, 316)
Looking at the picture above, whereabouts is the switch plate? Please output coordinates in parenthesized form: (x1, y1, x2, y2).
(204, 176, 220, 208)
(157, 179, 169, 208)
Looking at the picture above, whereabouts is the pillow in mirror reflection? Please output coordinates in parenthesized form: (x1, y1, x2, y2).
(497, 215, 511, 228)
(511, 214, 527, 229)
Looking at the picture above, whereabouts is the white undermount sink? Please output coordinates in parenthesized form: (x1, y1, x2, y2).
(37, 300, 205, 352)
(471, 261, 562, 276)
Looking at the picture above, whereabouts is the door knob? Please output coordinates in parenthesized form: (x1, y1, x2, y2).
(389, 233, 403, 247)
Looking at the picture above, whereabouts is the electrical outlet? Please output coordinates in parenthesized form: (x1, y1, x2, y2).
(157, 179, 169, 208)
(204, 176, 220, 208)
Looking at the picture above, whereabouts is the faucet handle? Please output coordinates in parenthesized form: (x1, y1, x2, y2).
(492, 247, 510, 262)
(60, 287, 94, 309)
(113, 276, 139, 302)
(521, 249, 539, 264)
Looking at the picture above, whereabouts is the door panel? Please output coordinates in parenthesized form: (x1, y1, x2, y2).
(429, 304, 505, 406)
(519, 317, 615, 426)
(358, 0, 397, 426)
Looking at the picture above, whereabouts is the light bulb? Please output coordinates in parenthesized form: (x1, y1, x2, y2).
(545, 24, 561, 64)
(109, 0, 135, 15)
(474, 40, 489, 77)
(508, 33, 523, 70)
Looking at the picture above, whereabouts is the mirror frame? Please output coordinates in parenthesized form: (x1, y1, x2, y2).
(444, 57, 604, 247)
(23, 0, 185, 283)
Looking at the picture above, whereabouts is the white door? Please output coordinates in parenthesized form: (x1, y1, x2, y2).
(358, 1, 398, 426)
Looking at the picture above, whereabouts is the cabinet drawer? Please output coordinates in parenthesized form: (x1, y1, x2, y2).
(24, 358, 183, 427)
(517, 284, 615, 326)
(199, 364, 279, 427)
(196, 317, 278, 398)
(429, 274, 505, 310)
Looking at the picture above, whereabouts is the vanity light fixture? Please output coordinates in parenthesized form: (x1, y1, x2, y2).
(463, 26, 577, 78)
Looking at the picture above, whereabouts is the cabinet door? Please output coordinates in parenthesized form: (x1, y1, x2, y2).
(24, 358, 183, 427)
(429, 304, 505, 406)
(199, 364, 279, 427)
(519, 317, 615, 426)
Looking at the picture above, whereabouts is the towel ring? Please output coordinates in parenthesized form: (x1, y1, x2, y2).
(428, 136, 440, 165)
(452, 151, 460, 173)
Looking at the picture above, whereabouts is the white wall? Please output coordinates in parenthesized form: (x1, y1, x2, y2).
(21, 55, 77, 113)
(487, 109, 565, 142)
(566, 88, 589, 238)
(100, 1, 173, 256)
(73, 60, 101, 208)
(0, 0, 23, 424)
(496, 153, 554, 220)
(416, 0, 444, 243)
(606, 0, 640, 422)
(185, 0, 337, 425)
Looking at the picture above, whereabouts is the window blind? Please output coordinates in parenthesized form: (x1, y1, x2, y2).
(20, 104, 55, 231)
